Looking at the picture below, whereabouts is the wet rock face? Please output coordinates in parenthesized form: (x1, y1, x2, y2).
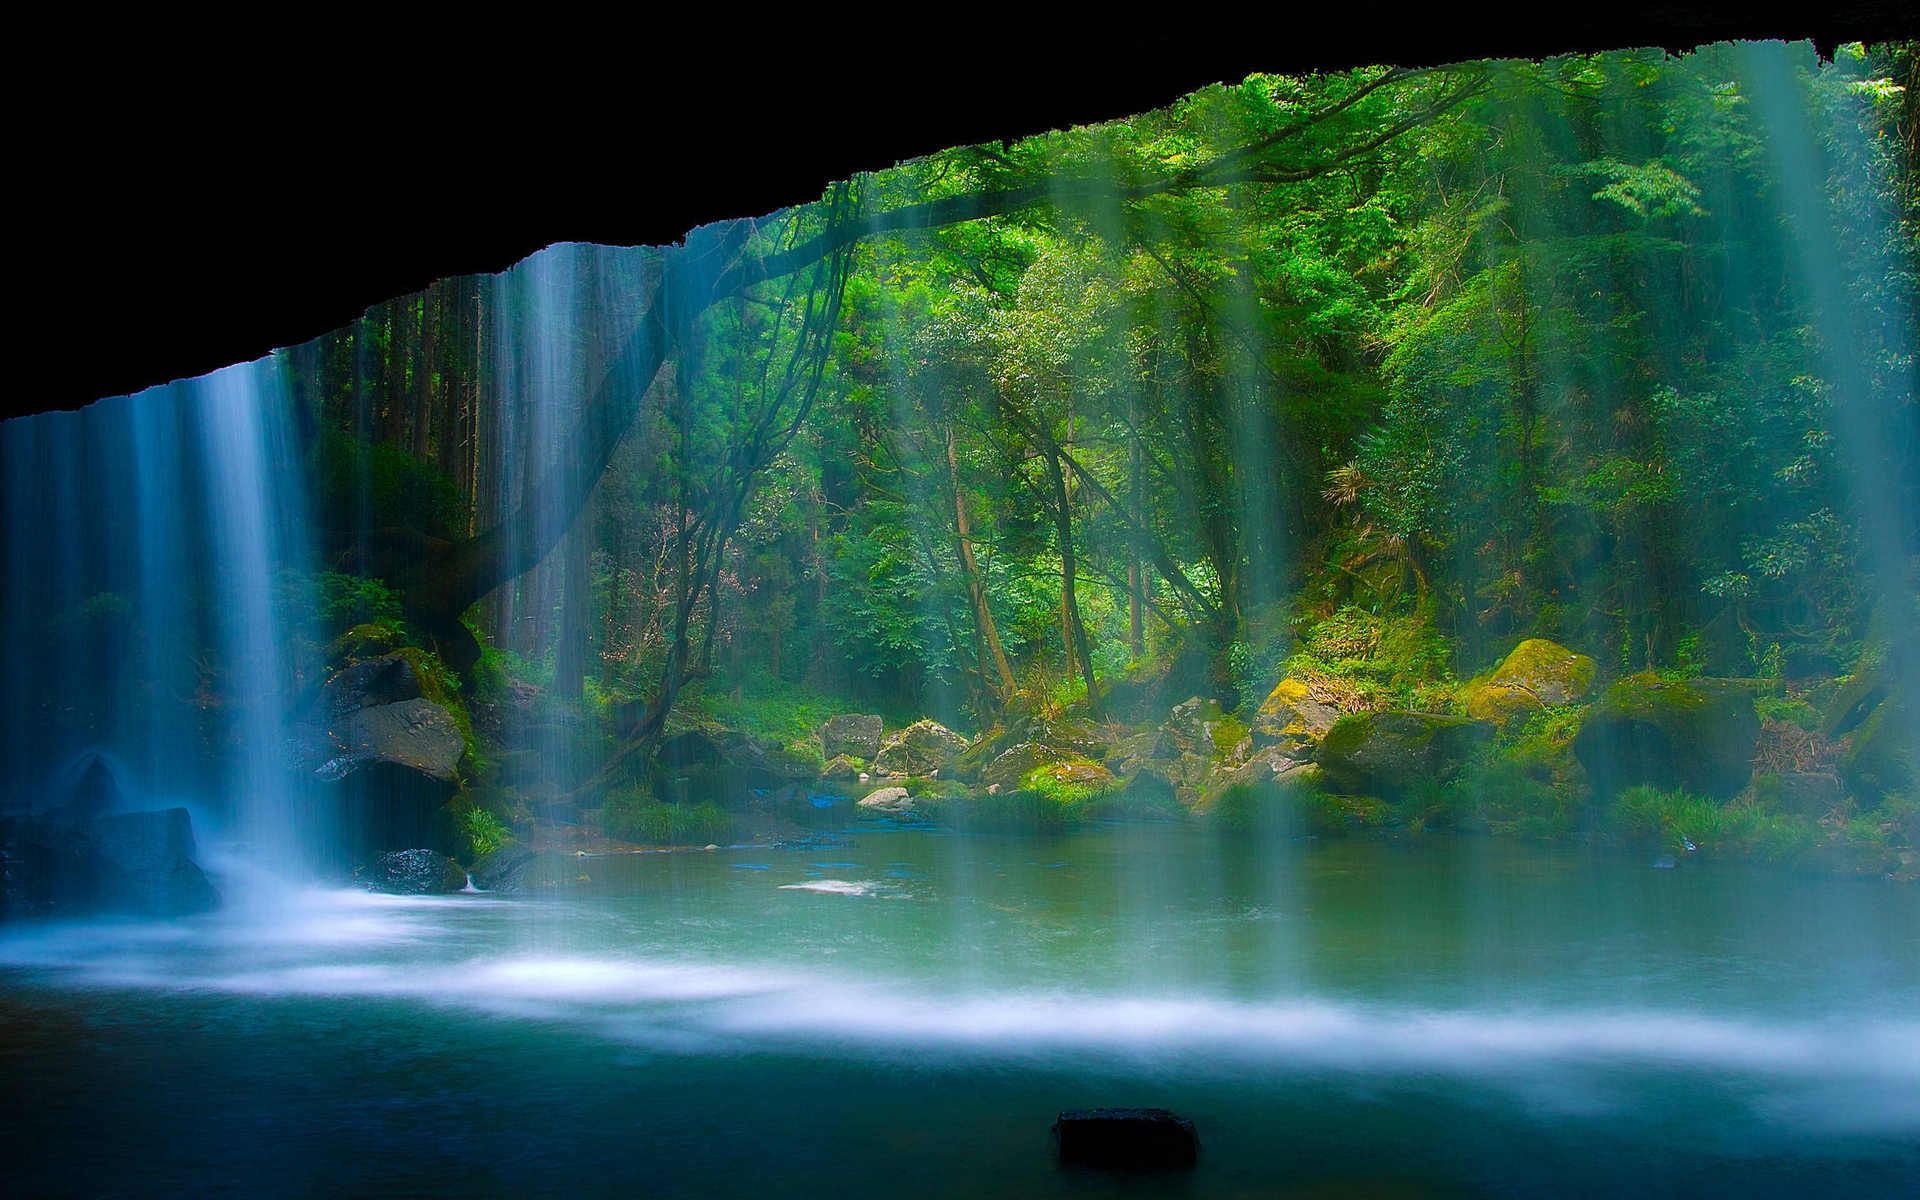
(1316, 711, 1492, 797)
(872, 719, 968, 776)
(1054, 1108, 1197, 1170)
(818, 714, 884, 761)
(1, 807, 220, 918)
(1572, 675, 1760, 800)
(360, 848, 467, 894)
(1465, 639, 1597, 726)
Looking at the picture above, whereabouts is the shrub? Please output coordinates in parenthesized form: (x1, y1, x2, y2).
(463, 808, 512, 858)
(602, 789, 737, 846)
(1612, 785, 1820, 863)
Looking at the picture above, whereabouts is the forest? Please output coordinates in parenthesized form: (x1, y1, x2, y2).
(7, 39, 1916, 880)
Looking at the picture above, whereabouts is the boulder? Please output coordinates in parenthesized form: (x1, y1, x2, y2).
(1771, 771, 1845, 816)
(1838, 691, 1917, 807)
(1572, 675, 1760, 800)
(360, 848, 468, 894)
(1250, 678, 1340, 757)
(87, 809, 222, 916)
(1054, 1108, 1197, 1170)
(979, 741, 1059, 791)
(469, 846, 536, 892)
(54, 752, 127, 820)
(820, 754, 866, 781)
(320, 653, 426, 722)
(658, 729, 725, 770)
(291, 698, 466, 859)
(1464, 639, 1597, 725)
(1316, 711, 1492, 797)
(1165, 696, 1226, 750)
(818, 714, 884, 761)
(872, 719, 968, 776)
(856, 786, 914, 813)
(323, 698, 466, 783)
(0, 808, 220, 918)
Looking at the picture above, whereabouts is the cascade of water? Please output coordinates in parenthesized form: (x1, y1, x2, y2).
(0, 355, 317, 871)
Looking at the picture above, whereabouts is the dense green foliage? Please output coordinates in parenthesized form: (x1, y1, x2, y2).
(275, 42, 1914, 868)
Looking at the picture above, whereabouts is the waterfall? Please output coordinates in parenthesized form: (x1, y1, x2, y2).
(0, 355, 317, 867)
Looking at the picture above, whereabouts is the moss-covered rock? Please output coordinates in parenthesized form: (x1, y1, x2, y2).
(1316, 711, 1492, 797)
(1839, 692, 1916, 807)
(820, 754, 866, 781)
(1250, 676, 1340, 755)
(818, 713, 884, 761)
(872, 719, 969, 776)
(1464, 639, 1597, 726)
(1571, 675, 1760, 800)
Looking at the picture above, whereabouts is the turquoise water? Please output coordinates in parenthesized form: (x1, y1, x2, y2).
(3, 828, 1917, 1197)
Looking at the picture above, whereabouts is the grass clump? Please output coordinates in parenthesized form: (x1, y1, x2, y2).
(1611, 785, 1820, 863)
(934, 789, 1084, 833)
(463, 808, 513, 858)
(602, 788, 738, 846)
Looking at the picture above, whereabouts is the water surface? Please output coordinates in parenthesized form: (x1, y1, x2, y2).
(3, 828, 1916, 1197)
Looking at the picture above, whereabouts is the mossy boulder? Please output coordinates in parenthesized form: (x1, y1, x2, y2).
(1571, 675, 1759, 800)
(818, 713, 884, 761)
(1838, 692, 1916, 807)
(1250, 677, 1340, 756)
(1464, 639, 1597, 726)
(820, 754, 866, 781)
(1316, 711, 1492, 797)
(872, 719, 969, 776)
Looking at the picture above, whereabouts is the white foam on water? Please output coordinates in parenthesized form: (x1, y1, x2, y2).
(777, 879, 888, 896)
(4, 886, 1917, 1134)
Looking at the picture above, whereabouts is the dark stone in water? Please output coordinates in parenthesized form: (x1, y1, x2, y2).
(1054, 1108, 1197, 1170)
(0, 807, 220, 918)
(468, 847, 535, 892)
(56, 752, 126, 820)
(360, 849, 467, 894)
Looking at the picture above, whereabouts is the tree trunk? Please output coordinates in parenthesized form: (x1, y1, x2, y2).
(1041, 443, 1101, 718)
(947, 424, 1015, 702)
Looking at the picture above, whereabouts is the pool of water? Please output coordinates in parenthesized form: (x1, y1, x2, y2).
(3, 827, 1917, 1197)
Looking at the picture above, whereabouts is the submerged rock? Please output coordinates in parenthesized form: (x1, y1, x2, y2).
(1316, 711, 1491, 797)
(818, 713, 884, 761)
(360, 848, 467, 894)
(1572, 675, 1759, 800)
(871, 719, 968, 776)
(1464, 638, 1597, 726)
(1054, 1108, 1198, 1170)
